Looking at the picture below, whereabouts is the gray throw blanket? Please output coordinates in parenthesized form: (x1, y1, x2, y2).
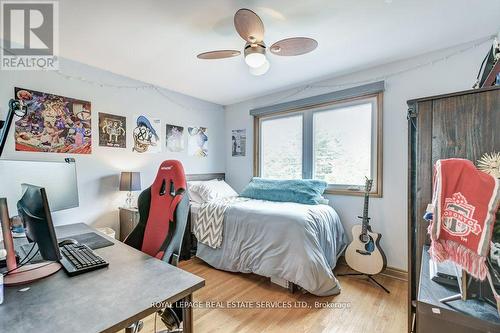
(193, 196, 248, 248)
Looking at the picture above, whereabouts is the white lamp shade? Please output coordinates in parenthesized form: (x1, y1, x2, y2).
(249, 59, 270, 76)
(245, 52, 266, 68)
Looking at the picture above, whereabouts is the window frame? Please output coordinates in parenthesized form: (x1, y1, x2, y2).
(253, 92, 383, 197)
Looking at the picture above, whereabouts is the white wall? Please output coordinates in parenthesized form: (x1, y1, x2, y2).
(0, 58, 225, 234)
(0, 38, 491, 269)
(224, 39, 492, 271)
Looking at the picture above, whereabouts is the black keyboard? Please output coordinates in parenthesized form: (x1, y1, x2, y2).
(59, 243, 109, 276)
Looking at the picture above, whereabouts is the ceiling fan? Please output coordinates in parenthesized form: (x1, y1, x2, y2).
(197, 8, 318, 76)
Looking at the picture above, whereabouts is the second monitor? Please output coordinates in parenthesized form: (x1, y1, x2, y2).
(0, 159, 79, 216)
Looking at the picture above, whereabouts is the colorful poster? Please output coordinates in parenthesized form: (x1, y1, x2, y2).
(232, 129, 246, 157)
(166, 124, 184, 152)
(132, 115, 161, 153)
(98, 113, 126, 148)
(14, 87, 92, 154)
(188, 126, 208, 157)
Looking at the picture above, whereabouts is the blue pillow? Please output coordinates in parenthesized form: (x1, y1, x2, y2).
(240, 178, 327, 205)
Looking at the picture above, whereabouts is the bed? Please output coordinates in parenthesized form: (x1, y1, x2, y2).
(186, 174, 347, 296)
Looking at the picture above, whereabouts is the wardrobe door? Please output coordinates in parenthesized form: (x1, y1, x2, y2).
(431, 90, 500, 164)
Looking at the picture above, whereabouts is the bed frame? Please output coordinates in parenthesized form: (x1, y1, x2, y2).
(184, 172, 298, 293)
(186, 172, 225, 181)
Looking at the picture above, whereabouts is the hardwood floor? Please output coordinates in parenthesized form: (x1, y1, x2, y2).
(124, 258, 407, 333)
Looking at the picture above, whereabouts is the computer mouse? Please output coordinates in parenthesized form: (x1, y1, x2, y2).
(58, 239, 78, 246)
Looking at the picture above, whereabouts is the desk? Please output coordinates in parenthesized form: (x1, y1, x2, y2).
(0, 223, 205, 333)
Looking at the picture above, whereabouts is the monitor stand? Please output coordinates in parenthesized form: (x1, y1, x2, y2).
(4, 262, 61, 286)
(440, 266, 468, 304)
(439, 264, 500, 317)
(1, 197, 61, 286)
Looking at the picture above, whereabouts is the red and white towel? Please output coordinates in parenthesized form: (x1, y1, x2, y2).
(429, 158, 500, 280)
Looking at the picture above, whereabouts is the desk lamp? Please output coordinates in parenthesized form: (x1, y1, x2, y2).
(0, 99, 27, 157)
(120, 172, 141, 208)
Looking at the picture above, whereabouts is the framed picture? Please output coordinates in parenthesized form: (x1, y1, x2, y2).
(14, 87, 92, 154)
(187, 126, 208, 157)
(166, 124, 184, 152)
(132, 115, 161, 153)
(232, 129, 246, 157)
(99, 112, 126, 148)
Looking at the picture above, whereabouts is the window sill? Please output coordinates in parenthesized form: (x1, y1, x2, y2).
(324, 188, 382, 198)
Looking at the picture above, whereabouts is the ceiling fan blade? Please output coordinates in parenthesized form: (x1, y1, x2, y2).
(197, 50, 241, 59)
(234, 8, 264, 43)
(269, 37, 318, 56)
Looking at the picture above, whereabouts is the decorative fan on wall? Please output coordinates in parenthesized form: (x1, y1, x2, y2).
(197, 8, 318, 76)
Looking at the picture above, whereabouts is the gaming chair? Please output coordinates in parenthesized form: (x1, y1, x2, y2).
(124, 160, 190, 332)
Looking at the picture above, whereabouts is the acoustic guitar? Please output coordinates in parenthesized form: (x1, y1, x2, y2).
(344, 178, 387, 275)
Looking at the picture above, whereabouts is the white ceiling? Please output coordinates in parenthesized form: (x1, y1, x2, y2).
(55, 0, 500, 105)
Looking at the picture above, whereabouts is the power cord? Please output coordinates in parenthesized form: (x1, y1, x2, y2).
(2, 245, 40, 277)
(1, 242, 36, 276)
(4, 260, 53, 276)
(18, 243, 37, 265)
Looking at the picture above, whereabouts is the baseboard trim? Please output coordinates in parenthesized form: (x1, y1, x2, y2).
(379, 266, 408, 281)
(337, 256, 408, 281)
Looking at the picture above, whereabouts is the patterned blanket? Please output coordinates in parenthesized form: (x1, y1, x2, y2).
(193, 196, 248, 249)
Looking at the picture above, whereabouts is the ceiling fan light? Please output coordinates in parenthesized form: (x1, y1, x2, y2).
(244, 42, 267, 68)
(249, 59, 270, 76)
(245, 52, 266, 68)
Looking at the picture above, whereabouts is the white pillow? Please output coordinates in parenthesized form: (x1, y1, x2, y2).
(188, 190, 204, 204)
(192, 180, 238, 202)
(187, 179, 220, 203)
(187, 181, 204, 204)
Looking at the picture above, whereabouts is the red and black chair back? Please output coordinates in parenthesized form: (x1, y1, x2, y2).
(125, 160, 189, 265)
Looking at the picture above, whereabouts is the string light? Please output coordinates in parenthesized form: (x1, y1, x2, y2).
(253, 34, 494, 107)
(0, 34, 494, 110)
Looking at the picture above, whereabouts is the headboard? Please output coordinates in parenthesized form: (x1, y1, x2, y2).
(186, 173, 225, 181)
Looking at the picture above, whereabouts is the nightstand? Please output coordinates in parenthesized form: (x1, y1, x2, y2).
(119, 207, 140, 241)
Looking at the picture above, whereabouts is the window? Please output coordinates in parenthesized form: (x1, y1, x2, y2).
(313, 101, 373, 187)
(260, 114, 302, 179)
(254, 93, 382, 196)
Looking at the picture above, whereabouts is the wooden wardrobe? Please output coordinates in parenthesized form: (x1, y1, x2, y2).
(407, 86, 500, 332)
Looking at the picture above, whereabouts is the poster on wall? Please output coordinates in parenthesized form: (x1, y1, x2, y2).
(231, 129, 246, 157)
(98, 112, 126, 148)
(132, 115, 161, 153)
(165, 124, 184, 152)
(14, 87, 92, 154)
(187, 126, 208, 157)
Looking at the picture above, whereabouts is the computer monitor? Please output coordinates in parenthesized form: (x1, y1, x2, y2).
(17, 184, 61, 262)
(0, 159, 79, 215)
(0, 184, 62, 285)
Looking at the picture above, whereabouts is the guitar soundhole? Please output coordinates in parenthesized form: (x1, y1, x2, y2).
(365, 237, 375, 253)
(358, 234, 375, 254)
(359, 234, 370, 243)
